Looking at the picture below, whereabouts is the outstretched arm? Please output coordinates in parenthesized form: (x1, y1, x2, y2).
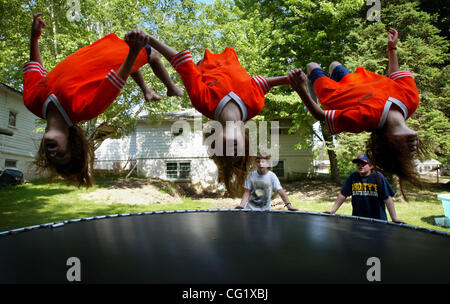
(147, 35, 179, 62)
(288, 68, 325, 121)
(385, 196, 405, 224)
(117, 30, 150, 80)
(387, 29, 400, 76)
(30, 13, 45, 65)
(324, 193, 347, 214)
(265, 75, 290, 87)
(278, 189, 299, 211)
(236, 189, 250, 209)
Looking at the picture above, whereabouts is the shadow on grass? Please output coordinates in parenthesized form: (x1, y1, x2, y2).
(93, 176, 150, 190)
(421, 215, 446, 227)
(400, 180, 450, 203)
(0, 183, 78, 231)
(93, 176, 226, 198)
(0, 183, 75, 204)
(0, 180, 215, 232)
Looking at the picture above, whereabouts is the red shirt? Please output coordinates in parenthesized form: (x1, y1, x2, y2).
(313, 67, 420, 134)
(22, 33, 148, 125)
(170, 47, 269, 121)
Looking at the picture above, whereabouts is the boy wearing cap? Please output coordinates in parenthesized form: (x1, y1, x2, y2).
(324, 153, 405, 223)
(236, 153, 298, 211)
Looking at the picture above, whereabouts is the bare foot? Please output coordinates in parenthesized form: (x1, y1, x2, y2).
(167, 85, 184, 97)
(144, 90, 162, 102)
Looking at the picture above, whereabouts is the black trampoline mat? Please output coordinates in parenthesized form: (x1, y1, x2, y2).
(0, 211, 449, 283)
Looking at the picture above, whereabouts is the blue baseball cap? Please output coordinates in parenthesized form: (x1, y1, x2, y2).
(352, 153, 370, 164)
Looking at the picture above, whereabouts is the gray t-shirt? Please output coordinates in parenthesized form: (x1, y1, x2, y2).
(244, 170, 282, 211)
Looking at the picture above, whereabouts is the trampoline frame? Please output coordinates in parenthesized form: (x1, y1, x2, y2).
(2, 209, 450, 237)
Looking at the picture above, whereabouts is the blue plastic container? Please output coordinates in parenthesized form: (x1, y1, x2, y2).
(437, 194, 450, 219)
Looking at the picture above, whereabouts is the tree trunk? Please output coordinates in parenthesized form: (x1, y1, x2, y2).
(84, 104, 144, 151)
(49, 3, 58, 59)
(320, 121, 340, 184)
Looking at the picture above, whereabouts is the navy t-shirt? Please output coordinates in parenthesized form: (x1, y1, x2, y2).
(341, 171, 395, 220)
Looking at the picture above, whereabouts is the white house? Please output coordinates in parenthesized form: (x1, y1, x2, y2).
(0, 83, 44, 180)
(313, 160, 330, 174)
(416, 159, 442, 175)
(95, 108, 314, 190)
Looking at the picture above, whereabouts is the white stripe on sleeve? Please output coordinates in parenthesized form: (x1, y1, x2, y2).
(325, 110, 337, 134)
(390, 70, 413, 80)
(253, 75, 270, 94)
(109, 70, 126, 87)
(22, 61, 47, 76)
(170, 50, 193, 69)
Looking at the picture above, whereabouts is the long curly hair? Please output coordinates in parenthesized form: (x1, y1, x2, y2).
(208, 129, 256, 198)
(366, 130, 424, 200)
(34, 125, 94, 187)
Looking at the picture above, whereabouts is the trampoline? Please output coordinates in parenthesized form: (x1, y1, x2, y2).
(1, 210, 449, 284)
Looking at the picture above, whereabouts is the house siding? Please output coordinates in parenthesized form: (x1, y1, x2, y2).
(95, 134, 136, 170)
(94, 116, 314, 188)
(136, 120, 214, 182)
(277, 133, 314, 180)
(0, 89, 40, 156)
(0, 85, 44, 180)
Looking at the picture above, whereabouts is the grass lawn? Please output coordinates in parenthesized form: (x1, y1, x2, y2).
(1, 176, 449, 234)
(0, 178, 214, 232)
(290, 199, 450, 233)
(288, 178, 450, 233)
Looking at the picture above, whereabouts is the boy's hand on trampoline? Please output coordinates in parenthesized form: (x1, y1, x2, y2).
(288, 68, 308, 92)
(31, 13, 45, 40)
(388, 29, 398, 48)
(392, 218, 406, 224)
(124, 29, 150, 52)
(323, 210, 334, 214)
(235, 205, 244, 209)
(286, 204, 299, 212)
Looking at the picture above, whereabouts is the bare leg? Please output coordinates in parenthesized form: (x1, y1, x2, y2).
(131, 70, 162, 102)
(148, 49, 183, 97)
(305, 62, 320, 103)
(117, 30, 150, 80)
(306, 62, 321, 77)
(329, 61, 342, 76)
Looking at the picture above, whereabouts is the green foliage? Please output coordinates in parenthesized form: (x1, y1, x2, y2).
(0, 177, 215, 232)
(234, 0, 367, 177)
(0, 0, 448, 171)
(0, 0, 205, 146)
(233, 0, 449, 174)
(334, 132, 370, 175)
(340, 1, 450, 168)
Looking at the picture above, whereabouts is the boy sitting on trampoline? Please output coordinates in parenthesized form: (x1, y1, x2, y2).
(146, 35, 291, 197)
(23, 13, 182, 187)
(236, 152, 298, 211)
(288, 29, 421, 198)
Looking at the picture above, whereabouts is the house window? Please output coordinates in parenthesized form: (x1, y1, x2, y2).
(8, 111, 17, 127)
(172, 128, 183, 136)
(5, 159, 17, 168)
(166, 162, 191, 179)
(272, 160, 285, 178)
